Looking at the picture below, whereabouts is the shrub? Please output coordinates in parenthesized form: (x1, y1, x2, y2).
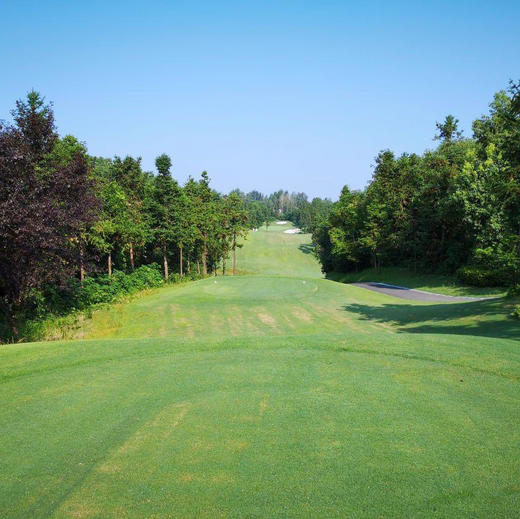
(507, 285, 520, 298)
(512, 306, 520, 320)
(22, 312, 85, 342)
(1, 264, 168, 343)
(77, 264, 164, 308)
(1, 264, 210, 343)
(168, 273, 183, 284)
(187, 272, 205, 281)
(456, 266, 511, 287)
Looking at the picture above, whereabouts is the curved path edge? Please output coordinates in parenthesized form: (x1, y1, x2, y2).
(350, 282, 495, 302)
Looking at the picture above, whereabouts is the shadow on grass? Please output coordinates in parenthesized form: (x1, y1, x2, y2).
(343, 298, 520, 341)
(298, 243, 314, 255)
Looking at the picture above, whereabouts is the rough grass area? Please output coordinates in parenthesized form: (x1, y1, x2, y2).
(1, 224, 519, 518)
(328, 266, 507, 297)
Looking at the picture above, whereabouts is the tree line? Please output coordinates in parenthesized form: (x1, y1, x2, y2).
(312, 81, 520, 288)
(0, 92, 251, 338)
(230, 189, 333, 233)
(4, 81, 517, 339)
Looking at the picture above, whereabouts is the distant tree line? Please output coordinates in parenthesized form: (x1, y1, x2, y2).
(313, 81, 520, 288)
(231, 189, 333, 234)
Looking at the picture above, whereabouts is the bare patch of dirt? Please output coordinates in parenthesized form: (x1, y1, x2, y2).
(117, 402, 190, 455)
(291, 307, 313, 323)
(62, 503, 101, 518)
(257, 312, 276, 328)
(259, 395, 269, 418)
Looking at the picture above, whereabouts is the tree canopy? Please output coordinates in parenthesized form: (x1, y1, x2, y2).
(313, 80, 520, 287)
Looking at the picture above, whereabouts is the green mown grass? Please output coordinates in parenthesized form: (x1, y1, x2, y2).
(224, 222, 323, 278)
(1, 224, 519, 518)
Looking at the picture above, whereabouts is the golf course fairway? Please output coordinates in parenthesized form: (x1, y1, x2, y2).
(1, 223, 519, 518)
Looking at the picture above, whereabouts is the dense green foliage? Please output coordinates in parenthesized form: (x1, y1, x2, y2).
(76, 265, 165, 305)
(456, 266, 511, 288)
(314, 81, 520, 288)
(88, 158, 251, 282)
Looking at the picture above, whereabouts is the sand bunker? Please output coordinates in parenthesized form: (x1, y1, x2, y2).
(276, 220, 288, 225)
(284, 228, 301, 234)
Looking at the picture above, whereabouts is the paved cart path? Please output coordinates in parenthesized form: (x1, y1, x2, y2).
(351, 282, 493, 302)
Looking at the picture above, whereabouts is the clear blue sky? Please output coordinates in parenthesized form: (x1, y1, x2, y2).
(1, 0, 519, 199)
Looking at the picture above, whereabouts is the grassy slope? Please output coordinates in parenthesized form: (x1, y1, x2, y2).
(1, 224, 519, 518)
(225, 222, 323, 277)
(329, 266, 507, 297)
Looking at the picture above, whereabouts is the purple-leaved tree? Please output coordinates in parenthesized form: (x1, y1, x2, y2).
(0, 91, 99, 338)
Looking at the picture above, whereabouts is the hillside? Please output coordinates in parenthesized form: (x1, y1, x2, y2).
(225, 221, 324, 277)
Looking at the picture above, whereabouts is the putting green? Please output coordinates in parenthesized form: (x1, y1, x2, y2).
(1, 224, 519, 518)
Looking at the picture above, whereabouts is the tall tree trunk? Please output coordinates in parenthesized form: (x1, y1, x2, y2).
(179, 245, 183, 277)
(163, 247, 169, 280)
(197, 260, 201, 275)
(129, 241, 135, 270)
(202, 237, 208, 275)
(515, 229, 520, 286)
(8, 314, 18, 340)
(5, 302, 18, 340)
(187, 255, 191, 273)
(221, 238, 226, 276)
(413, 230, 417, 274)
(80, 246, 85, 286)
(439, 225, 446, 265)
(232, 233, 237, 275)
(108, 251, 112, 278)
